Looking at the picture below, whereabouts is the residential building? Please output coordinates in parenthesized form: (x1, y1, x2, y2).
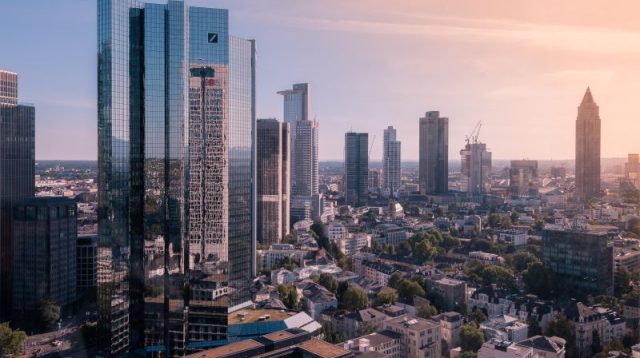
(259, 244, 307, 269)
(328, 221, 349, 241)
(383, 126, 401, 196)
(460, 142, 492, 196)
(383, 316, 441, 358)
(478, 339, 535, 358)
(97, 2, 255, 354)
(509, 160, 538, 197)
(361, 261, 396, 286)
(575, 87, 601, 202)
(337, 233, 371, 257)
(516, 335, 566, 358)
(296, 281, 338, 320)
(481, 315, 529, 343)
(344, 132, 369, 207)
(12, 198, 77, 315)
(342, 330, 402, 358)
(432, 278, 467, 311)
(433, 312, 463, 352)
(470, 251, 504, 264)
(419, 111, 448, 195)
(497, 230, 528, 248)
(543, 229, 614, 299)
(566, 302, 625, 358)
(257, 119, 290, 246)
(339, 308, 389, 339)
(271, 268, 298, 286)
(0, 69, 35, 318)
(77, 234, 97, 296)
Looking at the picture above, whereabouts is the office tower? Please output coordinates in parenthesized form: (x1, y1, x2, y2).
(460, 142, 492, 196)
(0, 70, 35, 319)
(383, 126, 401, 196)
(344, 132, 369, 207)
(543, 229, 613, 299)
(550, 166, 567, 179)
(77, 234, 97, 297)
(575, 87, 601, 202)
(368, 169, 381, 190)
(12, 198, 77, 316)
(626, 154, 640, 189)
(291, 119, 319, 197)
(97, 1, 255, 355)
(278, 83, 310, 124)
(509, 160, 538, 197)
(419, 111, 448, 195)
(256, 119, 290, 246)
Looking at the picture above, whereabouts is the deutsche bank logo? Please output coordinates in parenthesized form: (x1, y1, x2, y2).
(208, 33, 218, 43)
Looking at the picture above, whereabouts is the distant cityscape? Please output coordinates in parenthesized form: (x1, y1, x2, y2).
(3, 1, 640, 358)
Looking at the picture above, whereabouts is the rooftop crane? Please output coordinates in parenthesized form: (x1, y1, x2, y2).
(465, 121, 482, 145)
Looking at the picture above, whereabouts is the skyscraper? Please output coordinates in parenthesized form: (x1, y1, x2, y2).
(97, 1, 255, 355)
(344, 132, 369, 207)
(460, 142, 492, 196)
(256, 119, 290, 246)
(0, 70, 35, 319)
(509, 160, 538, 197)
(383, 126, 401, 196)
(12, 198, 77, 316)
(575, 87, 601, 202)
(419, 111, 448, 195)
(278, 83, 310, 124)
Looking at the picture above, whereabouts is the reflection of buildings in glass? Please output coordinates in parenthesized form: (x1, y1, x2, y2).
(97, 1, 255, 356)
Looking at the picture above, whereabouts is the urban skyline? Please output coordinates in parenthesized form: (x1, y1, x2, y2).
(4, 1, 640, 161)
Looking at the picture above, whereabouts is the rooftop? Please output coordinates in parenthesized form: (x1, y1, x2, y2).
(228, 308, 295, 324)
(184, 339, 262, 358)
(297, 339, 352, 358)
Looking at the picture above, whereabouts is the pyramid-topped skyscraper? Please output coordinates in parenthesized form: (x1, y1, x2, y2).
(575, 87, 601, 202)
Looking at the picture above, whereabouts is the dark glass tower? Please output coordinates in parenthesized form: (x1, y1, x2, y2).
(97, 1, 255, 355)
(419, 111, 448, 195)
(344, 132, 369, 207)
(0, 70, 35, 319)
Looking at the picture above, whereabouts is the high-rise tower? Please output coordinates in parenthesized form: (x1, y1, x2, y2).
(344, 132, 369, 207)
(0, 70, 35, 319)
(419, 111, 448, 195)
(575, 87, 601, 202)
(256, 119, 290, 246)
(97, 1, 255, 355)
(383, 126, 401, 196)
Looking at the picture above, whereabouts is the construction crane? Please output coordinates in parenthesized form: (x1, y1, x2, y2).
(465, 121, 482, 145)
(369, 134, 376, 157)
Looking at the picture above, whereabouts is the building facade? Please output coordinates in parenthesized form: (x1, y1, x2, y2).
(575, 87, 601, 202)
(460, 142, 492, 196)
(344, 132, 369, 207)
(383, 126, 401, 196)
(543, 229, 614, 299)
(77, 234, 97, 296)
(509, 160, 538, 197)
(12, 198, 77, 315)
(97, 1, 255, 355)
(256, 119, 290, 246)
(0, 70, 35, 318)
(419, 111, 448, 195)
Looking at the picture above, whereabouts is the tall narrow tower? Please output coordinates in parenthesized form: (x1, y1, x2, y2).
(575, 87, 601, 202)
(383, 126, 401, 196)
(419, 111, 448, 195)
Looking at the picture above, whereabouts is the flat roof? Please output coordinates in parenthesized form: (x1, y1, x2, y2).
(185, 339, 262, 358)
(262, 330, 294, 343)
(228, 308, 294, 324)
(298, 339, 351, 358)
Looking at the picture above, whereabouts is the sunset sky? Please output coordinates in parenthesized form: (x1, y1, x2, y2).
(2, 0, 640, 161)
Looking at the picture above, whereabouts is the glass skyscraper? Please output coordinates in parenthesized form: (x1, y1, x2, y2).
(419, 111, 448, 195)
(382, 126, 401, 196)
(0, 70, 35, 320)
(344, 132, 369, 208)
(97, 1, 255, 355)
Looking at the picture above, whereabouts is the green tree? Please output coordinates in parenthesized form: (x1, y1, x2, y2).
(388, 273, 403, 289)
(0, 323, 27, 356)
(415, 240, 438, 261)
(442, 234, 461, 250)
(341, 286, 368, 311)
(510, 212, 519, 225)
(509, 251, 541, 273)
(458, 352, 477, 358)
(277, 284, 298, 309)
(39, 299, 61, 328)
(416, 304, 438, 319)
(398, 279, 426, 301)
(614, 267, 632, 297)
(470, 308, 487, 324)
(460, 322, 485, 352)
(522, 262, 551, 298)
(319, 273, 338, 293)
(545, 314, 575, 348)
(322, 321, 345, 344)
(527, 316, 542, 337)
(336, 281, 349, 302)
(375, 291, 396, 306)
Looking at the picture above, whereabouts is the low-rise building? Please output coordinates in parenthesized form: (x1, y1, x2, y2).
(342, 330, 402, 358)
(433, 312, 463, 353)
(481, 315, 529, 344)
(432, 278, 467, 311)
(362, 261, 396, 287)
(497, 230, 528, 248)
(271, 268, 298, 285)
(260, 244, 308, 269)
(516, 335, 566, 358)
(337, 233, 371, 257)
(478, 339, 535, 358)
(566, 302, 625, 358)
(469, 251, 504, 264)
(296, 281, 338, 320)
(383, 316, 441, 358)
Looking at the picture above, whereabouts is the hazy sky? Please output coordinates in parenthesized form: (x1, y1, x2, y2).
(2, 0, 640, 161)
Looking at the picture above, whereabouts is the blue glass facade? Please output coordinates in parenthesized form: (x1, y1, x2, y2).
(97, 1, 255, 355)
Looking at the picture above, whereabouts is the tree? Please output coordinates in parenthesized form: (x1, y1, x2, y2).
(277, 284, 298, 309)
(522, 262, 551, 298)
(336, 281, 349, 302)
(509, 251, 540, 273)
(470, 308, 487, 324)
(398, 279, 426, 302)
(545, 314, 575, 348)
(510, 212, 519, 225)
(357, 321, 376, 336)
(415, 240, 438, 261)
(460, 322, 485, 352)
(615, 267, 632, 297)
(319, 273, 338, 293)
(417, 304, 438, 319)
(341, 286, 368, 311)
(388, 273, 403, 289)
(527, 316, 542, 337)
(458, 352, 477, 358)
(623, 331, 638, 349)
(39, 299, 61, 328)
(0, 323, 27, 356)
(322, 321, 345, 344)
(465, 263, 517, 292)
(375, 291, 396, 306)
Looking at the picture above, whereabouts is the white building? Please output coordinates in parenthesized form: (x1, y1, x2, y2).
(478, 339, 535, 358)
(337, 233, 371, 256)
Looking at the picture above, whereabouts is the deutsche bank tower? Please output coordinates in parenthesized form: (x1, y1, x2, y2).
(97, 0, 255, 355)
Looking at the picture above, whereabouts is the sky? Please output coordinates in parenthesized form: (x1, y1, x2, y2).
(2, 0, 640, 161)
